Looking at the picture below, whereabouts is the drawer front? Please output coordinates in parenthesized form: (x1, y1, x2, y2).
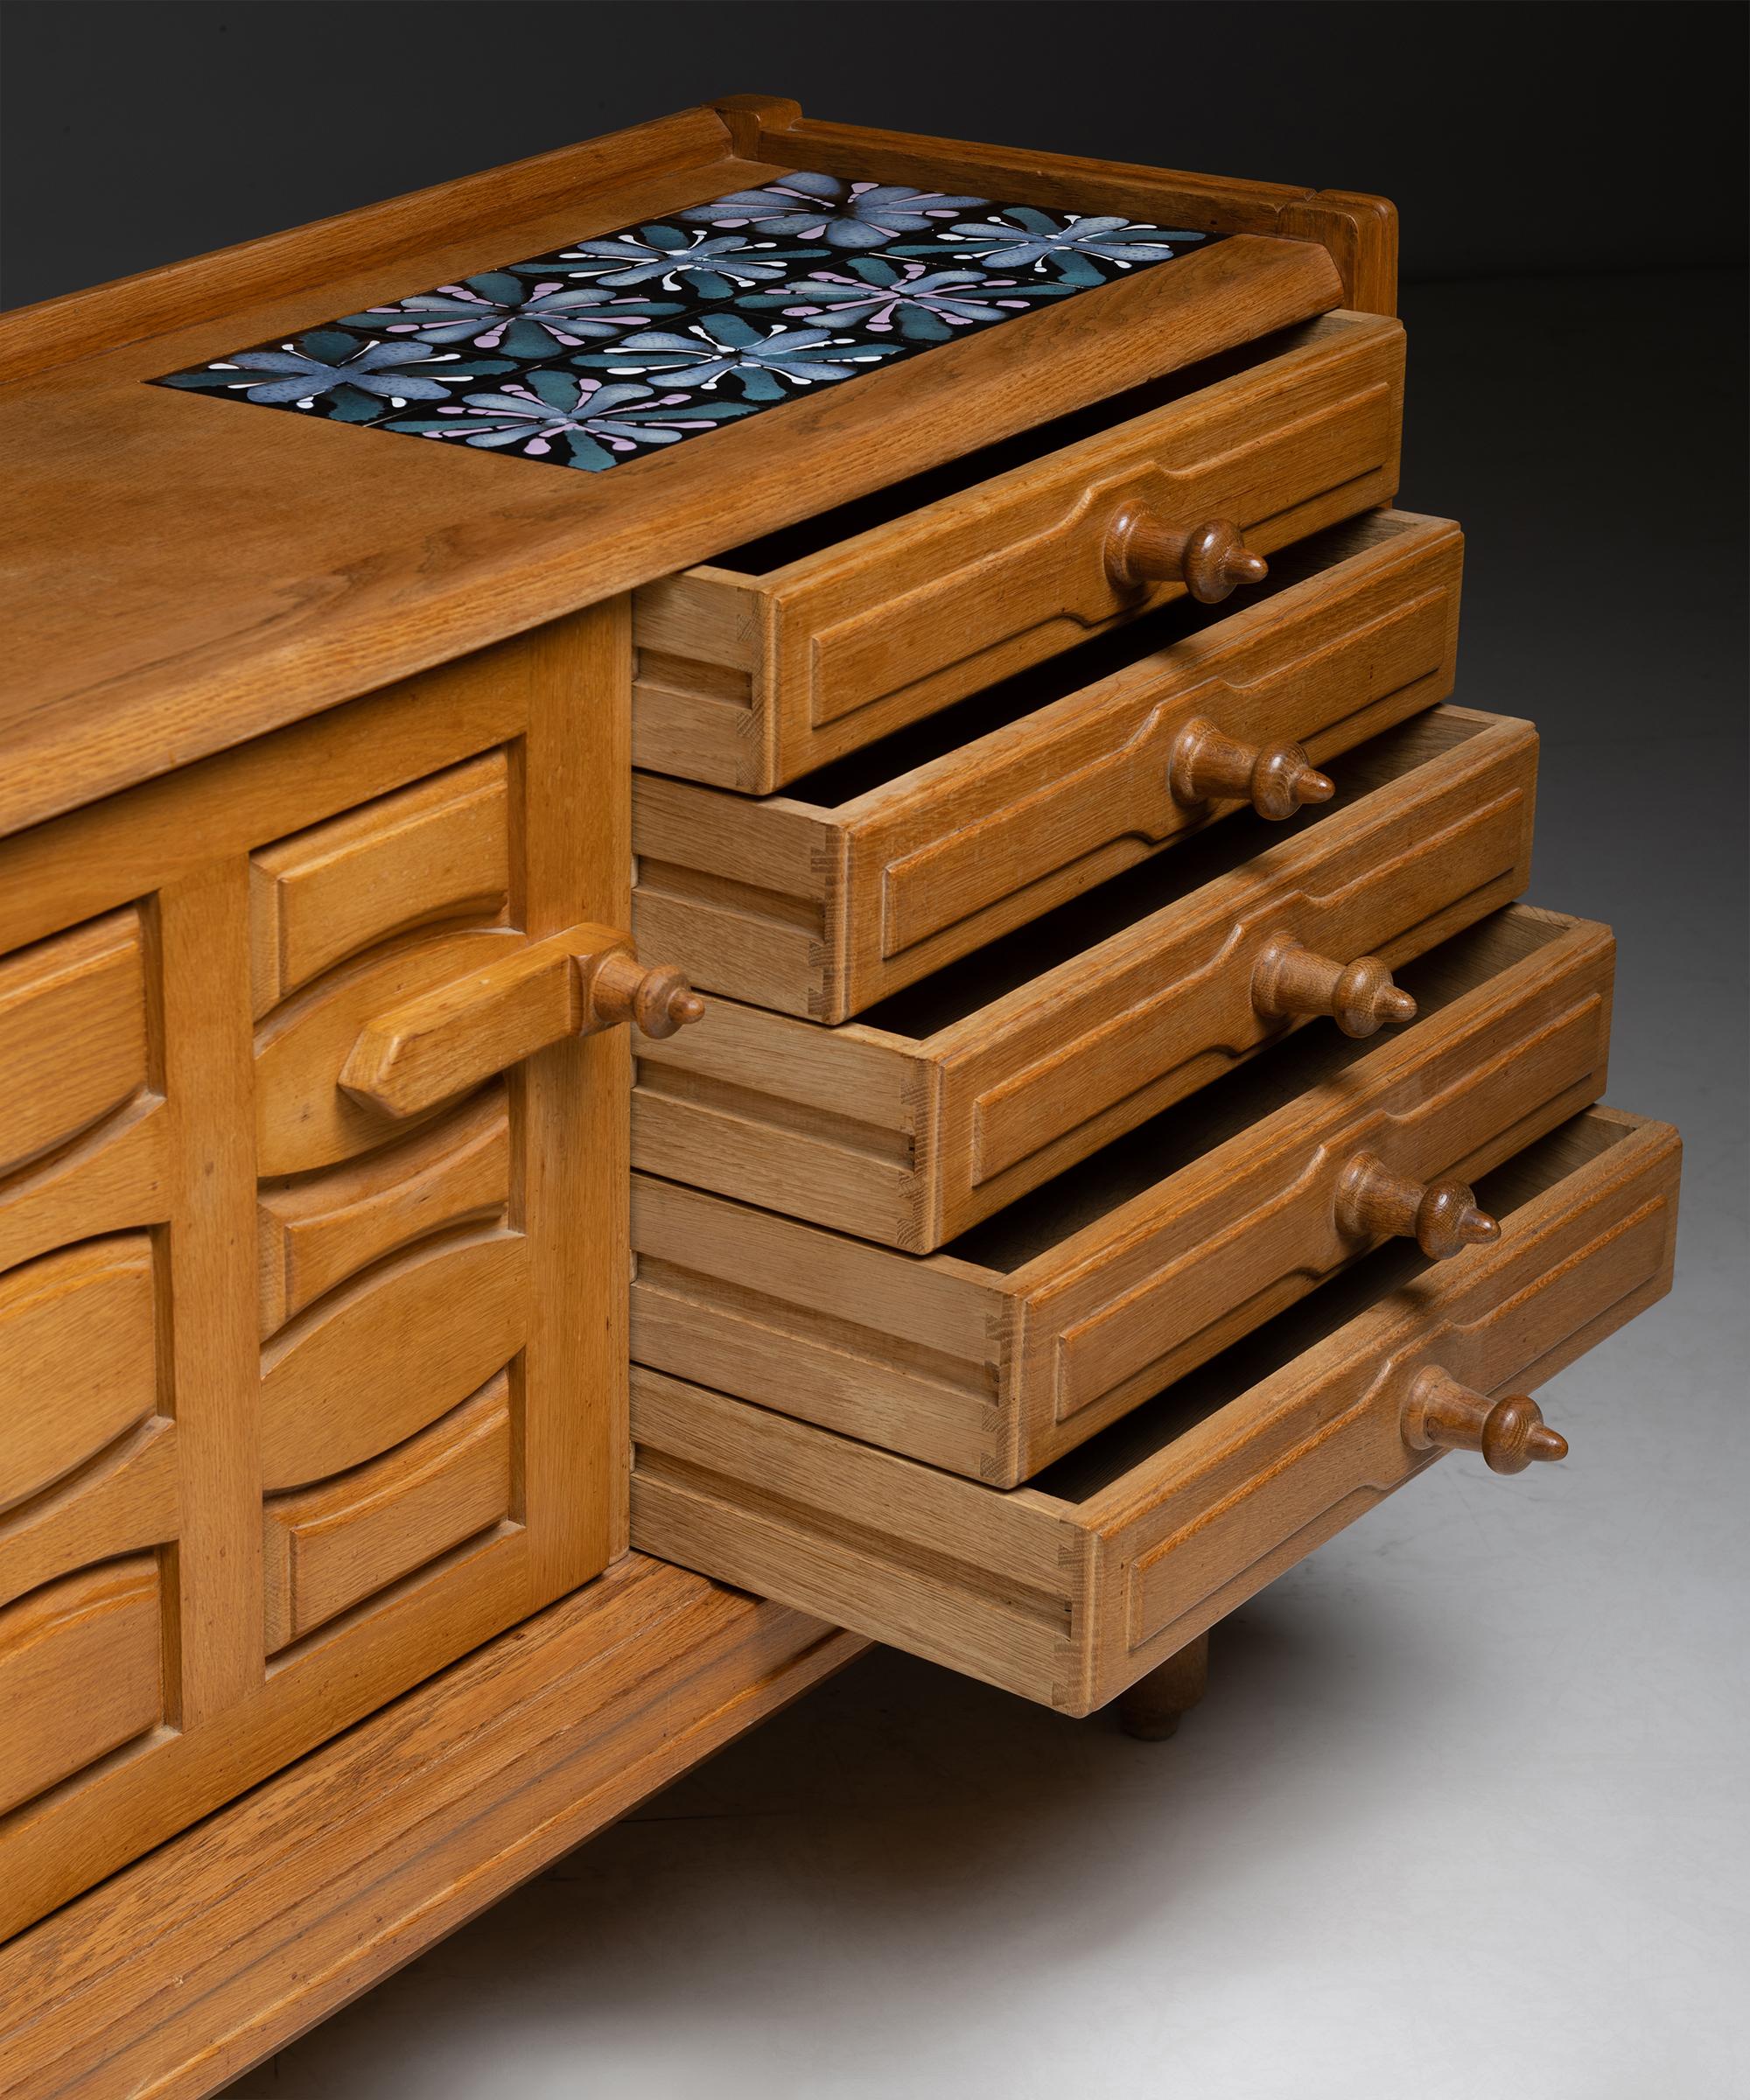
(941, 706, 1535, 1225)
(633, 908, 1616, 1486)
(635, 706, 1536, 1252)
(634, 511, 1464, 1023)
(0, 910, 149, 1182)
(632, 1110, 1681, 1713)
(634, 312, 1404, 793)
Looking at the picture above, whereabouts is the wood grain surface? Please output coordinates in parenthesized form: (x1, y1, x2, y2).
(634, 1109, 1679, 1712)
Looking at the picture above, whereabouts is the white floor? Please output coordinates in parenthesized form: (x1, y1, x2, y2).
(225, 1220, 1746, 2100)
(227, 271, 1748, 2100)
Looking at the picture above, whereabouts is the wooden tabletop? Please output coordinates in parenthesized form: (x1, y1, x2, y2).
(0, 99, 1349, 838)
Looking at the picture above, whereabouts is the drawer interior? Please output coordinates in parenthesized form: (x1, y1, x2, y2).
(944, 902, 1579, 1278)
(704, 317, 1354, 579)
(1029, 1104, 1646, 1508)
(857, 704, 1505, 1048)
(766, 510, 1433, 815)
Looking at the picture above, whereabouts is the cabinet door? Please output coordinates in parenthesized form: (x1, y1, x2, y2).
(0, 603, 628, 1937)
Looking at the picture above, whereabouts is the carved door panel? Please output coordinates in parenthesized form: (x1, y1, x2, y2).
(0, 603, 629, 1937)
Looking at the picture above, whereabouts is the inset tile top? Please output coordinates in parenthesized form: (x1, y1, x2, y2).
(153, 172, 1219, 474)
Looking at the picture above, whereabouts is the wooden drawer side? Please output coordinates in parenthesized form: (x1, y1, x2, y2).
(948, 708, 1539, 1214)
(873, 550, 1461, 976)
(633, 1111, 1680, 1715)
(633, 511, 1466, 1025)
(630, 314, 1402, 793)
(634, 907, 1619, 1485)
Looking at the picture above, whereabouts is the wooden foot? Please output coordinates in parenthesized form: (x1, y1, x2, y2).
(1116, 1631, 1209, 1740)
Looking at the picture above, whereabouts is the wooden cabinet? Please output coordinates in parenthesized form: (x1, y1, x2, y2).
(0, 612, 630, 1940)
(0, 94, 1683, 2090)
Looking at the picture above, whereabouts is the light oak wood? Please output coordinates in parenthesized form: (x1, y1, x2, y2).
(633, 311, 1403, 792)
(0, 1558, 863, 2100)
(634, 906, 1614, 1486)
(0, 607, 629, 1938)
(731, 105, 1396, 308)
(256, 1083, 510, 1335)
(635, 705, 1536, 1252)
(338, 923, 702, 1123)
(0, 911, 149, 1180)
(262, 1372, 513, 1651)
(256, 926, 525, 1177)
(634, 510, 1462, 1021)
(633, 1110, 1680, 1713)
(0, 1420, 179, 1614)
(0, 138, 1348, 840)
(0, 1558, 164, 1815)
(0, 1235, 156, 1513)
(248, 751, 511, 1017)
(259, 1223, 528, 1493)
(157, 858, 268, 1728)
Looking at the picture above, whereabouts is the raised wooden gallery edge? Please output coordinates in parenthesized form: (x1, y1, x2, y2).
(0, 98, 1392, 842)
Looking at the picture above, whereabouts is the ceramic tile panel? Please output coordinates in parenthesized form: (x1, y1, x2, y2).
(152, 172, 1219, 474)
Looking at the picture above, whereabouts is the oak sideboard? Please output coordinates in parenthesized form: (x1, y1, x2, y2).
(0, 95, 1679, 2095)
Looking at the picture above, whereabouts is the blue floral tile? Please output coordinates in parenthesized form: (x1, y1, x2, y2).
(156, 326, 517, 423)
(569, 312, 906, 402)
(334, 274, 687, 356)
(151, 172, 1220, 472)
(380, 372, 758, 471)
(519, 227, 834, 304)
(894, 205, 1212, 286)
(676, 170, 990, 249)
(734, 255, 1079, 344)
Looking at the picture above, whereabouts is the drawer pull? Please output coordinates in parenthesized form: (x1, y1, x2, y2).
(1335, 1152, 1499, 1259)
(1168, 718, 1334, 821)
(340, 924, 703, 1119)
(1404, 1366, 1568, 1473)
(1104, 512, 1268, 603)
(1251, 936, 1416, 1039)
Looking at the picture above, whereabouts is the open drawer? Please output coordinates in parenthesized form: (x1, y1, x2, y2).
(634, 510, 1463, 1022)
(635, 705, 1536, 1250)
(634, 906, 1615, 1484)
(632, 312, 1403, 793)
(633, 1107, 1680, 1713)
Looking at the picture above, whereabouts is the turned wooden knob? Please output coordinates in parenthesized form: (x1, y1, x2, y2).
(1250, 935, 1416, 1039)
(1104, 512, 1268, 603)
(583, 950, 706, 1040)
(1404, 1366, 1568, 1474)
(1167, 718, 1334, 821)
(1336, 1152, 1500, 1260)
